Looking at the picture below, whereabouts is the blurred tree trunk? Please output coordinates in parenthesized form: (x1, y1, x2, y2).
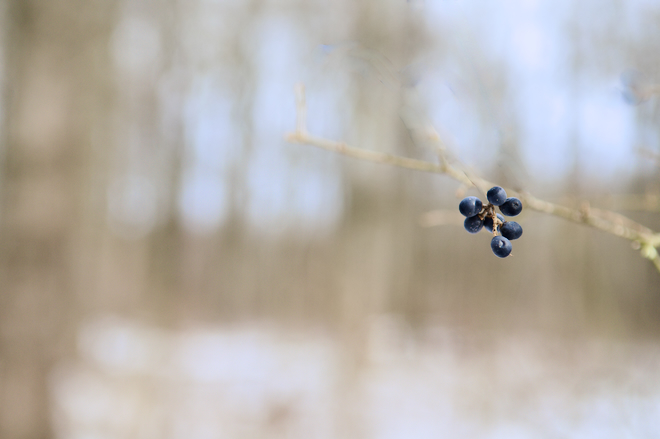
(0, 1, 116, 437)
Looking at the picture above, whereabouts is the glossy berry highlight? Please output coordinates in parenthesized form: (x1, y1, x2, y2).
(486, 186, 507, 206)
(491, 236, 512, 258)
(459, 197, 482, 217)
(499, 197, 523, 217)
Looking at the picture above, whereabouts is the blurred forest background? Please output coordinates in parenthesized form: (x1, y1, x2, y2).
(1, 0, 660, 437)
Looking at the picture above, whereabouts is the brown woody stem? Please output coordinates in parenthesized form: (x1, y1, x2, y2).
(285, 83, 660, 273)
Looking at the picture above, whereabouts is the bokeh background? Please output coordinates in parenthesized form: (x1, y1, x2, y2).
(1, 0, 660, 437)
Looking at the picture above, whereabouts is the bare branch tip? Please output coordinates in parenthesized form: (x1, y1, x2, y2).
(284, 133, 300, 143)
(294, 82, 306, 98)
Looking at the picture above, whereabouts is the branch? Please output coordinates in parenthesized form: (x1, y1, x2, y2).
(639, 147, 660, 169)
(285, 132, 475, 187)
(585, 193, 660, 212)
(284, 83, 660, 272)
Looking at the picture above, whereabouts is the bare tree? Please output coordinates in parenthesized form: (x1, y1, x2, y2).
(0, 1, 117, 436)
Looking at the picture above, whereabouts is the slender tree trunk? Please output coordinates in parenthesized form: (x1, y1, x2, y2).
(0, 1, 116, 437)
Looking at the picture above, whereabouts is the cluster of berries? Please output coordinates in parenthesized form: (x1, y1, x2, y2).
(458, 186, 523, 258)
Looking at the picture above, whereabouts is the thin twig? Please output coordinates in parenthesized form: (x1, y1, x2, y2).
(284, 83, 660, 271)
(286, 131, 474, 187)
(572, 193, 660, 212)
(652, 254, 660, 272)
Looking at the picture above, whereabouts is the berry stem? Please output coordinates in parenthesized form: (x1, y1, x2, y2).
(493, 209, 503, 236)
(478, 203, 492, 220)
(491, 211, 498, 236)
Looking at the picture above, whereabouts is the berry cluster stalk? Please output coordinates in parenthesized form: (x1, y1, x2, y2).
(478, 204, 503, 237)
(285, 83, 660, 273)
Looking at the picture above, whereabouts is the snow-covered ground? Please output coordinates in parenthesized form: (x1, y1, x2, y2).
(49, 315, 660, 438)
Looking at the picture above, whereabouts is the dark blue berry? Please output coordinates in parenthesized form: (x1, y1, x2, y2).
(486, 186, 507, 206)
(491, 236, 512, 258)
(500, 221, 523, 240)
(459, 197, 483, 217)
(484, 213, 505, 232)
(499, 197, 523, 216)
(463, 215, 484, 234)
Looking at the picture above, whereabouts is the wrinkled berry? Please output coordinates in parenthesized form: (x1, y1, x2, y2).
(500, 221, 523, 240)
(500, 197, 523, 216)
(491, 236, 512, 258)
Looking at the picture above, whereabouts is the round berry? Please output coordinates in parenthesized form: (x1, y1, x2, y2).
(499, 197, 523, 216)
(484, 213, 505, 232)
(486, 186, 507, 206)
(459, 197, 483, 217)
(463, 215, 484, 234)
(500, 221, 523, 240)
(491, 236, 512, 258)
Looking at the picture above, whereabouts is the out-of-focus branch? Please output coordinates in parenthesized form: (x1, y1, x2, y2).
(652, 254, 660, 273)
(284, 83, 660, 272)
(585, 193, 660, 212)
(639, 148, 660, 169)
